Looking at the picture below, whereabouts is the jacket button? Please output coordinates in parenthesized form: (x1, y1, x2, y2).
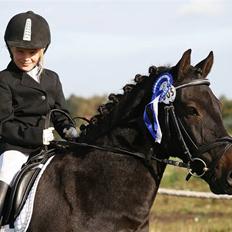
(41, 95, 46, 101)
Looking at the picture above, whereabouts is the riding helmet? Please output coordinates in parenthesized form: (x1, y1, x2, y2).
(4, 11, 51, 51)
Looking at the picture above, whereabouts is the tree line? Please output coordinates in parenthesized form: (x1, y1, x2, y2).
(220, 96, 232, 133)
(66, 94, 232, 133)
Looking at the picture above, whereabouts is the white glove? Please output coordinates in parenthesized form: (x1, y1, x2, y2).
(43, 127, 55, 145)
(63, 127, 78, 139)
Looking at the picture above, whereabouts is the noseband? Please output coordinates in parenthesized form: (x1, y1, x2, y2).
(164, 79, 232, 180)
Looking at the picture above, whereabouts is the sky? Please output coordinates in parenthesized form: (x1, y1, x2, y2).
(0, 0, 231, 99)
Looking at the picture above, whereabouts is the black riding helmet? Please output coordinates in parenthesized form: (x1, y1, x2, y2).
(4, 11, 51, 54)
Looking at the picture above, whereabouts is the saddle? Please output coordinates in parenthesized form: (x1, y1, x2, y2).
(2, 148, 55, 227)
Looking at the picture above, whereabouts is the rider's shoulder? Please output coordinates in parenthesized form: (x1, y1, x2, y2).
(0, 69, 12, 83)
(42, 68, 59, 78)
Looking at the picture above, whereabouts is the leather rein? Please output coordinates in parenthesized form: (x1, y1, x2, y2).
(45, 79, 232, 181)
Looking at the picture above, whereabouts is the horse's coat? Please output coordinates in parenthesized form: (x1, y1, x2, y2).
(27, 50, 232, 232)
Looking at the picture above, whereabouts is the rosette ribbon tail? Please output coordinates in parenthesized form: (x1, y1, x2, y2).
(144, 97, 162, 143)
(143, 72, 175, 144)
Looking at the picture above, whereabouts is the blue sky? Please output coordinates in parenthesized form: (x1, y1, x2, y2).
(0, 0, 231, 98)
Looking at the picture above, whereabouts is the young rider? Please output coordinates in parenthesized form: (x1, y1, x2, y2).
(0, 11, 78, 222)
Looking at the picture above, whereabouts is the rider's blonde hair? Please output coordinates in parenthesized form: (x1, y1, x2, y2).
(38, 48, 45, 76)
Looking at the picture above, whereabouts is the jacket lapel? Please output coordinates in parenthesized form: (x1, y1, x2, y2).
(21, 72, 47, 92)
(7, 61, 46, 92)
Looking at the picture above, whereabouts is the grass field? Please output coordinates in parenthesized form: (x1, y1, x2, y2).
(149, 165, 232, 232)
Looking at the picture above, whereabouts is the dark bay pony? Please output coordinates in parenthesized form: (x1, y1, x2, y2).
(28, 49, 232, 232)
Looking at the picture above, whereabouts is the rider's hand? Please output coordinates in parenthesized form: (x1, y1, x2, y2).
(63, 127, 78, 140)
(43, 127, 55, 145)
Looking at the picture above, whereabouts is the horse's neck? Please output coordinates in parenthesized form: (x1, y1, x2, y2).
(95, 124, 167, 188)
(94, 121, 146, 150)
(76, 77, 168, 216)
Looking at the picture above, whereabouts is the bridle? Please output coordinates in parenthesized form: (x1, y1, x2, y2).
(45, 78, 232, 181)
(164, 78, 232, 180)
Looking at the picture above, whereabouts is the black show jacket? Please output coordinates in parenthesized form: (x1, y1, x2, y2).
(0, 61, 73, 154)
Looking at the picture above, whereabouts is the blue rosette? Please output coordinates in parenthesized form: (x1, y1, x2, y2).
(143, 73, 175, 143)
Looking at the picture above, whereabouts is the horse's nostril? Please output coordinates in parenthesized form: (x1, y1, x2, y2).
(227, 171, 232, 186)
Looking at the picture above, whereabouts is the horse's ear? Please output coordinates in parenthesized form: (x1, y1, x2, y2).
(172, 49, 191, 81)
(195, 51, 214, 78)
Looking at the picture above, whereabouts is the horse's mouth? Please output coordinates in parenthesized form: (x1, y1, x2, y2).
(209, 172, 232, 195)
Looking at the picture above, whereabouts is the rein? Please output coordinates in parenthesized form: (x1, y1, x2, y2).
(51, 140, 190, 169)
(44, 110, 190, 169)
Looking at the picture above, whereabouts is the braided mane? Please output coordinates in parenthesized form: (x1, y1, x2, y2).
(78, 65, 170, 142)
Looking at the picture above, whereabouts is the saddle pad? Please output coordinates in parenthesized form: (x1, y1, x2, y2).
(0, 156, 54, 232)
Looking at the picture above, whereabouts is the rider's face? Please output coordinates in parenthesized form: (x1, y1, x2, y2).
(11, 47, 44, 72)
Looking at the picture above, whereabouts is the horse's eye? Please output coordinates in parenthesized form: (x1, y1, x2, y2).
(186, 106, 199, 116)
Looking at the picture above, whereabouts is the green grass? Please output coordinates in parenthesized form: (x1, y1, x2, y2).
(150, 165, 232, 232)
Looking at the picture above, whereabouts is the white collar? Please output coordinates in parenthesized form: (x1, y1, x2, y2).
(27, 66, 41, 83)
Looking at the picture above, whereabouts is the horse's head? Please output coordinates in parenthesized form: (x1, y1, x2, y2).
(79, 49, 232, 194)
(157, 49, 232, 194)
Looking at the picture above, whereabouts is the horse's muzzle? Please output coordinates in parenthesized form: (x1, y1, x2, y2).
(210, 146, 232, 195)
